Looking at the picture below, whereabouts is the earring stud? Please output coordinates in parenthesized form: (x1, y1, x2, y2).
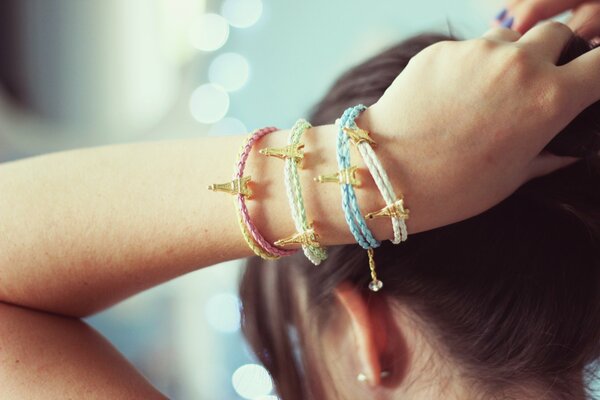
(356, 370, 390, 383)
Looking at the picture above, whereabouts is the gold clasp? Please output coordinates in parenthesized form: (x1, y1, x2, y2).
(343, 127, 377, 146)
(274, 227, 321, 247)
(207, 176, 252, 197)
(314, 166, 360, 186)
(259, 143, 305, 163)
(365, 198, 410, 220)
(367, 248, 383, 292)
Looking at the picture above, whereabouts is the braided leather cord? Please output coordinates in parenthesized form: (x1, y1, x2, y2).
(235, 127, 298, 259)
(348, 104, 408, 244)
(283, 119, 327, 265)
(337, 108, 380, 250)
(236, 209, 279, 260)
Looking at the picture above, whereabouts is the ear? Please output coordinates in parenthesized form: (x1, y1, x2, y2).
(334, 282, 389, 386)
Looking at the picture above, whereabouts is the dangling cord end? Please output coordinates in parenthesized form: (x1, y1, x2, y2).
(367, 248, 383, 292)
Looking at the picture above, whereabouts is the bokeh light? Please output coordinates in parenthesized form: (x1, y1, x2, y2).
(232, 364, 274, 399)
(221, 0, 264, 28)
(204, 293, 241, 333)
(209, 52, 250, 92)
(189, 13, 230, 51)
(208, 117, 248, 136)
(189, 83, 230, 124)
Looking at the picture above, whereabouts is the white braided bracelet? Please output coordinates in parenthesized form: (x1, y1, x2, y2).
(339, 105, 409, 244)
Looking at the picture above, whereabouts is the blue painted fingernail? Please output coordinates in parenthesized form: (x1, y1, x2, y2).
(501, 16, 514, 28)
(495, 8, 508, 21)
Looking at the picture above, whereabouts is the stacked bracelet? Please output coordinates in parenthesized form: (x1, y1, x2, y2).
(316, 108, 383, 291)
(343, 104, 409, 244)
(209, 127, 298, 260)
(208, 112, 409, 291)
(316, 105, 410, 292)
(260, 119, 327, 265)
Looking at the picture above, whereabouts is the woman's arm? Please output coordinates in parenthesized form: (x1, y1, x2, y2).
(0, 301, 167, 399)
(1, 22, 597, 317)
(0, 126, 366, 317)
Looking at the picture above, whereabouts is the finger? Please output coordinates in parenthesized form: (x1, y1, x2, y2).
(518, 21, 575, 63)
(492, 1, 519, 26)
(498, 0, 523, 19)
(567, 2, 600, 40)
(482, 27, 522, 42)
(561, 45, 600, 107)
(492, 8, 509, 24)
(527, 153, 579, 179)
(492, 11, 516, 29)
(511, 0, 583, 33)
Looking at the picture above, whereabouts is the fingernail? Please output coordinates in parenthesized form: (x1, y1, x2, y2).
(495, 8, 508, 21)
(501, 16, 514, 28)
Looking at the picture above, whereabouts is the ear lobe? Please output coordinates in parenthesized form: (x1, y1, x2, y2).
(334, 282, 388, 386)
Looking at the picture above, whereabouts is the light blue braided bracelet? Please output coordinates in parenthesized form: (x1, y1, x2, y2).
(344, 104, 409, 245)
(315, 106, 382, 291)
(337, 106, 381, 250)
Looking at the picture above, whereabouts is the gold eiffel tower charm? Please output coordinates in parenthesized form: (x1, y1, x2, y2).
(314, 166, 360, 186)
(343, 127, 377, 146)
(275, 227, 320, 247)
(365, 198, 410, 220)
(259, 143, 305, 163)
(207, 176, 252, 197)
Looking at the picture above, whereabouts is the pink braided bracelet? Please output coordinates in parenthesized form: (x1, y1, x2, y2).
(234, 127, 298, 258)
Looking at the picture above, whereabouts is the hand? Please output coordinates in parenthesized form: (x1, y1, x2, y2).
(358, 22, 588, 230)
(496, 0, 600, 39)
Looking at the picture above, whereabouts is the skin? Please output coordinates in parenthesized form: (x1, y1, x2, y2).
(0, 21, 598, 398)
(326, 289, 566, 399)
(0, 303, 168, 399)
(499, 0, 600, 39)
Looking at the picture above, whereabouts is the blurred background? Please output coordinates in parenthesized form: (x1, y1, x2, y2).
(0, 0, 554, 399)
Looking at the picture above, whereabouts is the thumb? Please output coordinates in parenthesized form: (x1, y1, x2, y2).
(527, 153, 579, 180)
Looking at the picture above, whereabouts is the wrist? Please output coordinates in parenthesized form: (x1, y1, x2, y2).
(245, 118, 407, 252)
(301, 123, 396, 246)
(354, 104, 428, 235)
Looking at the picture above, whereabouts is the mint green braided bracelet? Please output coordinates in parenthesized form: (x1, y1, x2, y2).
(259, 119, 327, 265)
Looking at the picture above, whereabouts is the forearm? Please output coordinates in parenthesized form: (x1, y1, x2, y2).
(0, 302, 167, 399)
(0, 123, 411, 317)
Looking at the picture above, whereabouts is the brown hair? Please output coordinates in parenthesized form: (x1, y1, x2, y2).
(240, 34, 600, 400)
